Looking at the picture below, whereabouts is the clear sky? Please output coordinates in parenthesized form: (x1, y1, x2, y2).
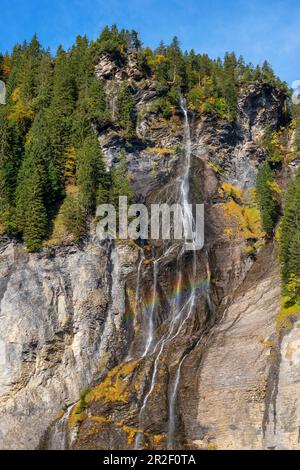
(0, 0, 299, 85)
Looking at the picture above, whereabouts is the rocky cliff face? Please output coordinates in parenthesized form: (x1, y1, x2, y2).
(0, 53, 298, 450)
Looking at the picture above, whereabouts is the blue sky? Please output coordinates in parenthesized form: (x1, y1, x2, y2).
(0, 0, 299, 85)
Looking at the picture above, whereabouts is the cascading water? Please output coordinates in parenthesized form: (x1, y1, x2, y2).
(165, 98, 199, 449)
(205, 254, 215, 317)
(142, 259, 158, 357)
(135, 251, 145, 311)
(179, 98, 195, 249)
(44, 406, 72, 450)
(127, 249, 145, 360)
(44, 98, 207, 451)
(135, 98, 199, 449)
(167, 351, 189, 449)
(167, 259, 216, 449)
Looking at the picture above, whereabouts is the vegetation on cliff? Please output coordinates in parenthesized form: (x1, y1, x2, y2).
(279, 169, 300, 308)
(0, 26, 290, 250)
(256, 162, 278, 236)
(254, 104, 300, 315)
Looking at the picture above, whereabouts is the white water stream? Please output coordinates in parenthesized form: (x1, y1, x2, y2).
(142, 259, 159, 357)
(134, 98, 199, 449)
(46, 406, 72, 450)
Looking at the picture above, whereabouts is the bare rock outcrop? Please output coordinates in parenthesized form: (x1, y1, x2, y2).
(0, 52, 296, 451)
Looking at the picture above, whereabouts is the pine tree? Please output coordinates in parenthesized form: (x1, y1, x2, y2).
(72, 76, 109, 146)
(293, 104, 300, 152)
(76, 133, 108, 212)
(288, 233, 300, 277)
(4, 38, 46, 133)
(280, 170, 300, 285)
(23, 190, 47, 252)
(70, 35, 91, 89)
(16, 163, 47, 251)
(222, 52, 238, 120)
(256, 162, 277, 236)
(0, 53, 4, 81)
(28, 109, 66, 207)
(0, 108, 23, 200)
(0, 27, 291, 248)
(51, 46, 76, 116)
(0, 106, 23, 234)
(110, 150, 134, 205)
(1, 52, 10, 81)
(61, 192, 86, 242)
(261, 61, 275, 83)
(4, 44, 23, 100)
(166, 36, 187, 88)
(117, 85, 135, 136)
(130, 30, 142, 52)
(33, 51, 53, 111)
(19, 35, 43, 103)
(92, 25, 128, 59)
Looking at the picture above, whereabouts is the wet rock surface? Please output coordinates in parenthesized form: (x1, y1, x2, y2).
(0, 53, 298, 450)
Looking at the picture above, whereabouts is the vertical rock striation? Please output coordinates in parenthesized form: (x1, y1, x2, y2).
(0, 52, 297, 450)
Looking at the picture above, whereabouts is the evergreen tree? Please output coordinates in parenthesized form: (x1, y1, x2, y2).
(51, 46, 76, 116)
(0, 108, 23, 203)
(70, 35, 91, 90)
(61, 192, 86, 242)
(33, 51, 53, 111)
(0, 53, 4, 81)
(293, 104, 300, 152)
(166, 36, 187, 89)
(256, 162, 277, 236)
(117, 85, 135, 136)
(280, 170, 300, 285)
(4, 44, 23, 100)
(261, 61, 275, 83)
(18, 35, 43, 103)
(23, 183, 47, 252)
(288, 233, 300, 277)
(110, 150, 134, 205)
(91, 25, 128, 59)
(0, 27, 291, 249)
(0, 107, 23, 234)
(260, 123, 281, 164)
(76, 133, 108, 212)
(16, 162, 47, 251)
(72, 76, 109, 146)
(222, 52, 238, 120)
(129, 30, 142, 52)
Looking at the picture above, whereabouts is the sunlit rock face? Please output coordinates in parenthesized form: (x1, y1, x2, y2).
(1, 52, 298, 451)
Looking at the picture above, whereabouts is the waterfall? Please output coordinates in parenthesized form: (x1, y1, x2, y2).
(142, 259, 159, 357)
(45, 406, 72, 450)
(167, 354, 186, 449)
(135, 251, 145, 311)
(127, 249, 145, 360)
(135, 98, 199, 449)
(166, 257, 216, 449)
(205, 254, 215, 317)
(110, 244, 121, 314)
(166, 98, 199, 449)
(179, 98, 195, 249)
